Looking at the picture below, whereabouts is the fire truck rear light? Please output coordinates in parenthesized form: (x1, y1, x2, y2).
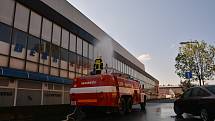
(73, 84, 77, 87)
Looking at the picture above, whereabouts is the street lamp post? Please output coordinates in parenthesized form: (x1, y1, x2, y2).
(179, 41, 198, 45)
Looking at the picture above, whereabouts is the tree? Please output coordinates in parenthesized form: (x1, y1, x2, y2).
(175, 40, 215, 86)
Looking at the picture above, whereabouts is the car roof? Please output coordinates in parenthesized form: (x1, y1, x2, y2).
(188, 85, 215, 96)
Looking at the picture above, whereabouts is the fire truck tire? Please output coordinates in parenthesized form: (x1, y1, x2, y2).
(118, 98, 126, 115)
(126, 97, 133, 113)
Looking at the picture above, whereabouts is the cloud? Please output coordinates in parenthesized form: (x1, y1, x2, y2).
(137, 54, 152, 63)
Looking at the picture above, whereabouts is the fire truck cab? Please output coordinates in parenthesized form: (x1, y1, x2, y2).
(70, 73, 146, 114)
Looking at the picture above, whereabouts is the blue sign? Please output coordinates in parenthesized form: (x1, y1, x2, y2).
(14, 43, 23, 52)
(30, 48, 36, 56)
(185, 71, 192, 79)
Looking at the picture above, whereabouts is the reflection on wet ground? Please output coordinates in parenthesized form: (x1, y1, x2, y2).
(81, 103, 202, 121)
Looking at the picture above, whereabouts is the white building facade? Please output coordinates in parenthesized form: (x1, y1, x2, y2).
(0, 0, 159, 108)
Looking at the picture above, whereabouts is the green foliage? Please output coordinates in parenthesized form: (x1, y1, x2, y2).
(175, 40, 215, 85)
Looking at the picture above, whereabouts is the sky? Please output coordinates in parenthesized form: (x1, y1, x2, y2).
(67, 0, 215, 85)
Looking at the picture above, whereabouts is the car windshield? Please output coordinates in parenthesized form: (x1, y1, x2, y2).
(205, 86, 215, 95)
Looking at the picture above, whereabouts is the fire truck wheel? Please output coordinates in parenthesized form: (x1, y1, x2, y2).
(126, 97, 133, 113)
(118, 98, 126, 115)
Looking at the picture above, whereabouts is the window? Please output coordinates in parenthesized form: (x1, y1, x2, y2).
(70, 33, 76, 52)
(60, 48, 68, 70)
(122, 63, 124, 73)
(0, 23, 11, 44)
(83, 57, 89, 75)
(197, 89, 210, 97)
(89, 60, 94, 73)
(51, 44, 60, 65)
(121, 62, 123, 73)
(206, 86, 215, 95)
(182, 89, 192, 98)
(113, 58, 117, 69)
(14, 3, 29, 32)
(124, 64, 127, 74)
(42, 18, 52, 42)
(89, 44, 93, 59)
(77, 55, 82, 73)
(27, 35, 40, 54)
(0, 0, 15, 25)
(40, 40, 50, 62)
(29, 11, 42, 37)
(61, 48, 68, 62)
(128, 66, 130, 74)
(191, 87, 210, 97)
(52, 24, 61, 46)
(118, 61, 121, 72)
(116, 60, 119, 71)
(61, 29, 69, 49)
(69, 51, 76, 71)
(191, 88, 200, 97)
(12, 29, 27, 53)
(77, 37, 82, 55)
(83, 41, 88, 57)
(27, 35, 40, 62)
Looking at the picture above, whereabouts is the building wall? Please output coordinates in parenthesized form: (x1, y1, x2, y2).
(0, 0, 159, 107)
(0, 0, 93, 106)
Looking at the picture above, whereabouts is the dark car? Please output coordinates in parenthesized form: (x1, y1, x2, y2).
(174, 85, 215, 121)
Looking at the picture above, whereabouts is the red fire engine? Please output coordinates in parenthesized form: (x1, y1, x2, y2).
(70, 73, 146, 114)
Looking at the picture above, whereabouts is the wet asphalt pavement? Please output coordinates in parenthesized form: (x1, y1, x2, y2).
(80, 103, 202, 121)
(4, 102, 203, 121)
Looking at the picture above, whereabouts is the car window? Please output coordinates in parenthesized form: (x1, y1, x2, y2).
(197, 88, 210, 97)
(205, 86, 215, 95)
(191, 87, 200, 97)
(182, 89, 192, 98)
